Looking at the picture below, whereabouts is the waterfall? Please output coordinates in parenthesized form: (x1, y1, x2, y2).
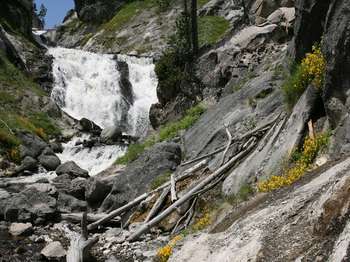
(49, 47, 158, 176)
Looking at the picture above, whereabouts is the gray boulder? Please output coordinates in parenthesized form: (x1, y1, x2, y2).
(52, 174, 87, 200)
(15, 156, 38, 174)
(100, 142, 181, 212)
(4, 188, 57, 223)
(41, 241, 66, 261)
(55, 161, 89, 178)
(50, 142, 64, 154)
(18, 132, 47, 159)
(57, 193, 87, 213)
(9, 222, 33, 236)
(38, 154, 61, 171)
(85, 178, 111, 208)
(100, 126, 123, 143)
(79, 118, 102, 135)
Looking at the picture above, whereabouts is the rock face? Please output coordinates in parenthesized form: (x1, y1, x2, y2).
(0, 0, 34, 38)
(73, 0, 125, 23)
(79, 117, 102, 135)
(100, 142, 181, 212)
(55, 161, 89, 178)
(171, 157, 350, 261)
(85, 178, 111, 208)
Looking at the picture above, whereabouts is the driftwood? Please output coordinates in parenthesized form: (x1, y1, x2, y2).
(127, 139, 257, 241)
(66, 212, 98, 262)
(170, 173, 177, 202)
(219, 125, 233, 166)
(181, 113, 282, 166)
(171, 197, 197, 235)
(308, 120, 315, 140)
(145, 187, 170, 223)
(87, 159, 209, 231)
(61, 213, 121, 224)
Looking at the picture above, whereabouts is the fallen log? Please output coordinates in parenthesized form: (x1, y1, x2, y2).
(87, 159, 209, 230)
(61, 213, 121, 224)
(181, 113, 282, 166)
(67, 212, 98, 262)
(219, 125, 233, 166)
(145, 187, 170, 223)
(170, 173, 177, 202)
(127, 139, 257, 241)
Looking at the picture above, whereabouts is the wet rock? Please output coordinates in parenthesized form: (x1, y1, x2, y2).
(52, 174, 87, 200)
(50, 142, 64, 154)
(100, 142, 181, 212)
(4, 188, 57, 223)
(38, 154, 61, 171)
(79, 117, 102, 135)
(15, 156, 38, 174)
(18, 131, 47, 159)
(41, 241, 66, 261)
(55, 161, 89, 178)
(41, 147, 55, 156)
(9, 222, 33, 236)
(57, 193, 87, 213)
(85, 178, 111, 208)
(100, 126, 123, 143)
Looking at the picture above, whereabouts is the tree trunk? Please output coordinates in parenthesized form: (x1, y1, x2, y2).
(191, 0, 198, 55)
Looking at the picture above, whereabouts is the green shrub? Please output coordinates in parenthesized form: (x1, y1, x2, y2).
(198, 16, 229, 46)
(0, 128, 19, 149)
(282, 46, 326, 109)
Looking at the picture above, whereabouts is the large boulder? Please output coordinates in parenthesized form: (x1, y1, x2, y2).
(79, 118, 102, 135)
(100, 126, 123, 143)
(14, 156, 38, 174)
(9, 222, 33, 236)
(55, 161, 89, 178)
(85, 178, 111, 208)
(38, 154, 61, 171)
(4, 188, 57, 223)
(57, 193, 87, 213)
(41, 241, 66, 261)
(100, 142, 181, 212)
(52, 174, 87, 200)
(18, 132, 47, 159)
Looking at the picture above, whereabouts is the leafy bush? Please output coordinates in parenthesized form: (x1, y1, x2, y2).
(198, 16, 229, 46)
(283, 46, 326, 109)
(257, 132, 330, 192)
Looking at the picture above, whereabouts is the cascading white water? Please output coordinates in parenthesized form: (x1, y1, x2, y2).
(49, 47, 158, 176)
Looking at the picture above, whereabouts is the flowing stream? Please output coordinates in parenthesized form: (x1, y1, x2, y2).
(48, 47, 158, 175)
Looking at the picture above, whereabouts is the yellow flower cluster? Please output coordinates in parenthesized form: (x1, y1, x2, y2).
(300, 46, 326, 89)
(157, 235, 183, 262)
(257, 133, 329, 192)
(192, 211, 211, 231)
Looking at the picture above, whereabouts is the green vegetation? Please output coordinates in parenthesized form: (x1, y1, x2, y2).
(225, 184, 254, 205)
(198, 0, 211, 7)
(0, 51, 60, 159)
(102, 0, 156, 33)
(198, 16, 229, 46)
(282, 46, 326, 109)
(116, 104, 206, 165)
(151, 171, 172, 189)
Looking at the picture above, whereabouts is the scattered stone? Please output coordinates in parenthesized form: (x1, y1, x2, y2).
(57, 193, 87, 213)
(55, 161, 89, 178)
(38, 154, 61, 171)
(9, 222, 33, 236)
(41, 241, 66, 260)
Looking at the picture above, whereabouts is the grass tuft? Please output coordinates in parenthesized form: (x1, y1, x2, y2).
(198, 16, 229, 47)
